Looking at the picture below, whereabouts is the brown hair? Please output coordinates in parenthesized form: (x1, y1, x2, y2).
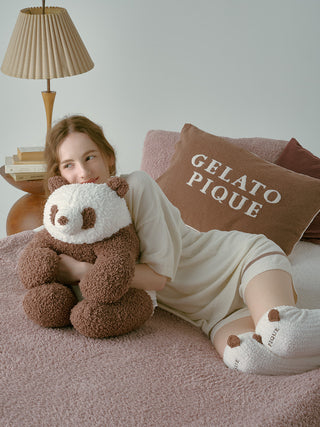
(44, 115, 116, 195)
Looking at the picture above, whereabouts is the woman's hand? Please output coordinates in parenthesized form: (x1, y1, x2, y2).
(56, 254, 92, 285)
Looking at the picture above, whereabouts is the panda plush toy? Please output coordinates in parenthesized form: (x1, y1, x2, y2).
(18, 176, 154, 338)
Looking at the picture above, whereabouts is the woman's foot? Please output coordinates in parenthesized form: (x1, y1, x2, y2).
(256, 306, 320, 358)
(223, 332, 320, 375)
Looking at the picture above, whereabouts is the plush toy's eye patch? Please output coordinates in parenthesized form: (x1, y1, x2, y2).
(50, 205, 58, 225)
(82, 207, 96, 229)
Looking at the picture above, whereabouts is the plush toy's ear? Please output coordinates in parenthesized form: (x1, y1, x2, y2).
(107, 177, 129, 198)
(48, 176, 70, 194)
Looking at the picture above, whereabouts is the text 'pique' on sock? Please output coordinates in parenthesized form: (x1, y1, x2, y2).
(256, 306, 320, 358)
(223, 332, 320, 376)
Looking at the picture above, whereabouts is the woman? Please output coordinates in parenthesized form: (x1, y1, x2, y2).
(44, 114, 320, 375)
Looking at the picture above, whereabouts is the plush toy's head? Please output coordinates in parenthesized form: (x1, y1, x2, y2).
(43, 176, 132, 244)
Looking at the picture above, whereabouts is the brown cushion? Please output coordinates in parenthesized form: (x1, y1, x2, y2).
(157, 124, 320, 254)
(275, 138, 320, 243)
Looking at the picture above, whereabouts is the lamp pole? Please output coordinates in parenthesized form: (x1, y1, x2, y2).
(41, 0, 56, 137)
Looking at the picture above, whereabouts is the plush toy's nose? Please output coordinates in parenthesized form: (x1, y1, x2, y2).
(56, 213, 82, 235)
(58, 216, 69, 226)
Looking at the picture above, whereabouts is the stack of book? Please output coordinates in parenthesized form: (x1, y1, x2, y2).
(5, 146, 46, 181)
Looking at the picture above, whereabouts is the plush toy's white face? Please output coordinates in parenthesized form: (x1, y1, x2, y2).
(43, 182, 132, 244)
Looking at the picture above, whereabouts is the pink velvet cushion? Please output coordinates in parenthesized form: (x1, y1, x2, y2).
(141, 129, 288, 181)
(275, 138, 320, 243)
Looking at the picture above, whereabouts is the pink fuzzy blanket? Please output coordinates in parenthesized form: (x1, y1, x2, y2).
(1, 231, 320, 426)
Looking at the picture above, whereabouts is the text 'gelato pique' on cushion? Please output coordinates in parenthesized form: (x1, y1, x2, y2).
(157, 124, 320, 254)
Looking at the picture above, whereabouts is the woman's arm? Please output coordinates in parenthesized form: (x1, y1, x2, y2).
(131, 263, 168, 291)
(57, 254, 167, 291)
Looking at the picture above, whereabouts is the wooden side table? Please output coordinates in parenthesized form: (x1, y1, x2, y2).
(0, 165, 47, 235)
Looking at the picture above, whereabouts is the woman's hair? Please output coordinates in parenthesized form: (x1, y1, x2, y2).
(44, 115, 116, 195)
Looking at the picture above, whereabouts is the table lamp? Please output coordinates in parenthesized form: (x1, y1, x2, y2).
(0, 1, 94, 236)
(1, 1, 94, 136)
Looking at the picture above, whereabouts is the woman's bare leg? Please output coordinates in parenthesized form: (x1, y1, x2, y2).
(213, 269, 320, 373)
(213, 269, 295, 357)
(244, 269, 295, 325)
(244, 269, 320, 358)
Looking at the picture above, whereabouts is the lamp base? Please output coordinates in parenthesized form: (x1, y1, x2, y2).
(42, 90, 56, 136)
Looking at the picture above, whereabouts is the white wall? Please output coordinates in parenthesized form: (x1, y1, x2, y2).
(1, 0, 320, 238)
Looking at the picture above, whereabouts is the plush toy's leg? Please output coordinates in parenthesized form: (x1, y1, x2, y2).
(23, 283, 78, 328)
(70, 289, 154, 338)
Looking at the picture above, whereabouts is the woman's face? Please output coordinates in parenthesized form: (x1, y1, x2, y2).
(58, 132, 114, 184)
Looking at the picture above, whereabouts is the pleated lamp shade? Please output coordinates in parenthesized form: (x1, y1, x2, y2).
(1, 6, 94, 135)
(1, 7, 94, 79)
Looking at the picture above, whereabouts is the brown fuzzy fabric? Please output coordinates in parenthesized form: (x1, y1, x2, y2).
(23, 283, 77, 327)
(227, 335, 241, 348)
(268, 308, 281, 322)
(252, 333, 263, 344)
(18, 224, 153, 338)
(81, 207, 96, 229)
(70, 289, 154, 338)
(107, 176, 129, 198)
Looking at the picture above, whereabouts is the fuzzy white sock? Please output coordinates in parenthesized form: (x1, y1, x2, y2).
(223, 332, 320, 375)
(256, 306, 320, 358)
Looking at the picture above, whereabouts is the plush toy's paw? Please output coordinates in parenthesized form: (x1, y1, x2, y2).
(79, 270, 132, 304)
(23, 283, 77, 328)
(70, 289, 154, 338)
(18, 247, 60, 289)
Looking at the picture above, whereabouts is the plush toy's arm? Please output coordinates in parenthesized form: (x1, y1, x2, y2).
(18, 230, 60, 289)
(79, 225, 139, 303)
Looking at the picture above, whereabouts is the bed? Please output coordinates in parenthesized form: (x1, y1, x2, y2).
(1, 126, 320, 426)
